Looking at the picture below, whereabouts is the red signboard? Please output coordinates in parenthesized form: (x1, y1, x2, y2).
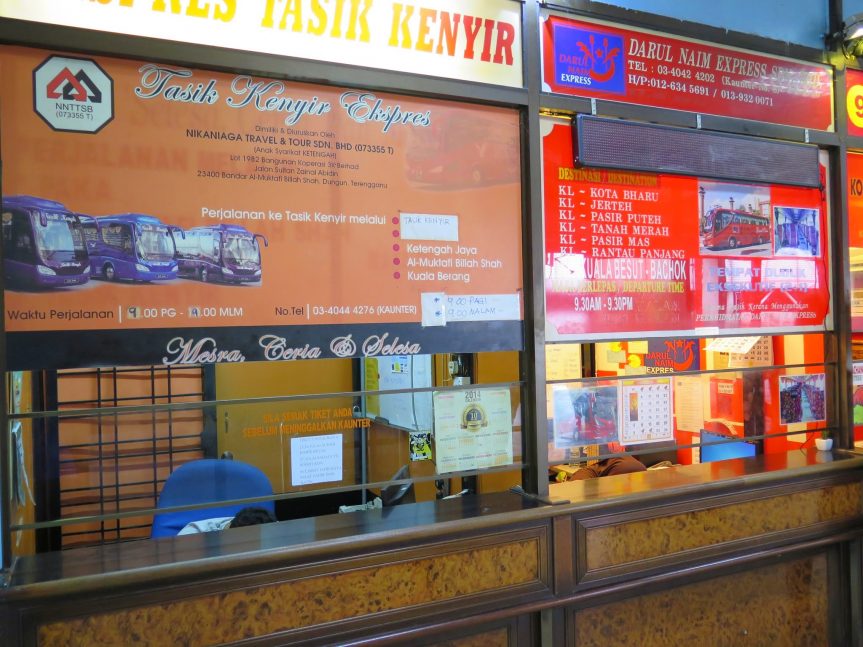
(543, 120, 830, 339)
(542, 15, 834, 132)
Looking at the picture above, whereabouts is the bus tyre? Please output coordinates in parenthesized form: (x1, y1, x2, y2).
(200, 267, 209, 283)
(104, 264, 116, 281)
(728, 237, 737, 249)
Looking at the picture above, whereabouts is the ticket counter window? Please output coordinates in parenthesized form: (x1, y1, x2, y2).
(547, 334, 834, 484)
(6, 351, 524, 553)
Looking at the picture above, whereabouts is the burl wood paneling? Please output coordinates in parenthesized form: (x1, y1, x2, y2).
(38, 539, 539, 647)
(575, 554, 827, 647)
(428, 626, 509, 647)
(586, 482, 861, 571)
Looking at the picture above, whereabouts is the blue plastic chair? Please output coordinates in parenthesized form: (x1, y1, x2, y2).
(151, 459, 275, 538)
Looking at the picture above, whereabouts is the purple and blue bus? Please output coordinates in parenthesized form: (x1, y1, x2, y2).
(1, 196, 90, 289)
(81, 214, 181, 282)
(175, 224, 268, 284)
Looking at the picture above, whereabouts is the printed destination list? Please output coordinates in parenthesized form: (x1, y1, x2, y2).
(543, 119, 830, 338)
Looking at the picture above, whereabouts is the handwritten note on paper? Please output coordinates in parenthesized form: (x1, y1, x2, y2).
(546, 344, 582, 381)
(673, 376, 704, 433)
(290, 434, 343, 486)
(400, 213, 459, 241)
(420, 292, 447, 327)
(446, 294, 520, 322)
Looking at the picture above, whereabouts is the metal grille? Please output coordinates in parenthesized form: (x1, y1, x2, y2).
(575, 115, 821, 187)
(47, 365, 208, 549)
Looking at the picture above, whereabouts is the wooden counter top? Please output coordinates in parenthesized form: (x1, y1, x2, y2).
(549, 448, 863, 510)
(4, 449, 862, 601)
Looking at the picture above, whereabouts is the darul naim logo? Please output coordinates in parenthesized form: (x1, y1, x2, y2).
(554, 25, 626, 95)
(33, 55, 114, 134)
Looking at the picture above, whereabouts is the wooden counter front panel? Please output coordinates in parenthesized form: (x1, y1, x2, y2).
(578, 481, 862, 581)
(572, 554, 828, 647)
(423, 615, 533, 647)
(427, 626, 509, 647)
(35, 529, 549, 647)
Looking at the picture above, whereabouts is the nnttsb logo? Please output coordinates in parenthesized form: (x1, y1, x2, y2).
(45, 67, 104, 104)
(553, 25, 625, 95)
(33, 55, 114, 134)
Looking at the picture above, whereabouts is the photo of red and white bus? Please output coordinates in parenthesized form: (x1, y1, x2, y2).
(404, 110, 519, 188)
(700, 207, 771, 251)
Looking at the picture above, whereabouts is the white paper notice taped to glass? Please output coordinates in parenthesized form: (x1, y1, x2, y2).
(290, 434, 342, 486)
(421, 293, 520, 325)
(421, 292, 447, 326)
(447, 294, 520, 321)
(400, 213, 459, 241)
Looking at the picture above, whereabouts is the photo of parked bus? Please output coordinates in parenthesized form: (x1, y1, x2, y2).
(2, 196, 91, 290)
(80, 214, 181, 282)
(698, 181, 771, 254)
(175, 224, 268, 284)
(700, 208, 771, 250)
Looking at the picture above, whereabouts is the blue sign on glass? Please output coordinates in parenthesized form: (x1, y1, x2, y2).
(553, 24, 626, 95)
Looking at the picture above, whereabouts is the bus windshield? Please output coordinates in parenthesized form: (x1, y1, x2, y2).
(137, 226, 175, 261)
(222, 235, 259, 264)
(33, 212, 85, 261)
(708, 209, 734, 233)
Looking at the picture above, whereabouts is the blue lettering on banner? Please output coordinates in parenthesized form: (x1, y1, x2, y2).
(553, 25, 625, 95)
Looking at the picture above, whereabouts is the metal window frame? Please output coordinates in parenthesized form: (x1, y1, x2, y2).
(34, 365, 207, 549)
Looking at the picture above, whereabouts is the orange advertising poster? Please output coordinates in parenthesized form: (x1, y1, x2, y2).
(0, 46, 523, 369)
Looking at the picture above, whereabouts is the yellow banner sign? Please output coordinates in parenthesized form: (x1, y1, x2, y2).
(0, 0, 523, 88)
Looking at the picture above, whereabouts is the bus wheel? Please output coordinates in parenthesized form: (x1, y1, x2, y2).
(200, 267, 209, 283)
(104, 264, 116, 281)
(728, 237, 737, 249)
